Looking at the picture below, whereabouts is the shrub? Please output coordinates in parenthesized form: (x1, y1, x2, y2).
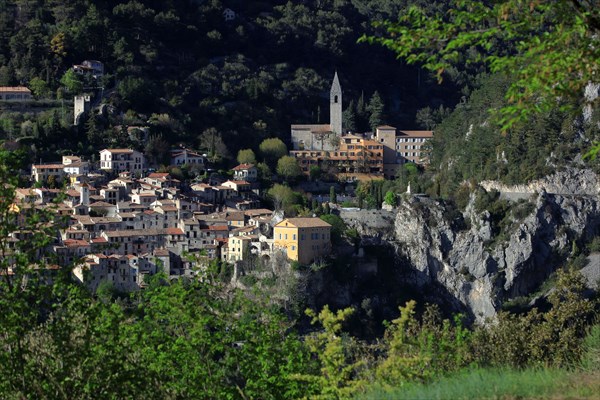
(239, 274, 257, 287)
(580, 324, 600, 371)
(588, 236, 600, 253)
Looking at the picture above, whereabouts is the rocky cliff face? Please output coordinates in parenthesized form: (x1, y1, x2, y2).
(394, 192, 600, 322)
(342, 171, 600, 324)
(481, 167, 600, 196)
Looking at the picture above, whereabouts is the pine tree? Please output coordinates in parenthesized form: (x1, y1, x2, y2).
(367, 91, 384, 132)
(342, 100, 357, 133)
(356, 91, 368, 131)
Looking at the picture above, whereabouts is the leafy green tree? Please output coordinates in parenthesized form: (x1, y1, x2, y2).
(377, 301, 471, 387)
(117, 76, 154, 111)
(309, 165, 322, 181)
(384, 190, 397, 206)
(276, 155, 302, 182)
(297, 306, 365, 398)
(472, 268, 597, 368)
(267, 183, 297, 211)
(329, 185, 336, 204)
(259, 138, 287, 167)
(256, 162, 271, 181)
(200, 128, 230, 164)
(237, 148, 257, 165)
(320, 213, 346, 244)
(85, 112, 102, 147)
(28, 77, 50, 98)
(362, 0, 600, 132)
(144, 134, 170, 167)
(50, 31, 68, 59)
(59, 68, 83, 94)
(0, 66, 16, 86)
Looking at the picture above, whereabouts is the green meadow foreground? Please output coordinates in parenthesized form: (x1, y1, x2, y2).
(361, 325, 600, 400)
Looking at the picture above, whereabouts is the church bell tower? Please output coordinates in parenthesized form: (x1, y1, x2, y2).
(330, 71, 342, 135)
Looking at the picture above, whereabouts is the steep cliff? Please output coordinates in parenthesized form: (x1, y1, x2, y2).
(343, 170, 600, 323)
(395, 192, 600, 322)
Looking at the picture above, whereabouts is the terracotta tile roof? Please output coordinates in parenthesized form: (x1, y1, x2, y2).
(104, 228, 184, 237)
(291, 124, 332, 132)
(90, 217, 120, 223)
(147, 172, 170, 179)
(117, 212, 137, 218)
(223, 211, 244, 219)
(101, 148, 135, 153)
(15, 188, 38, 196)
(158, 206, 178, 212)
(89, 201, 115, 207)
(208, 225, 228, 231)
(275, 217, 332, 228)
(73, 216, 94, 225)
(231, 226, 257, 234)
(244, 209, 273, 217)
(104, 229, 161, 237)
(0, 86, 31, 93)
(227, 180, 250, 185)
(88, 253, 107, 259)
(63, 239, 89, 247)
(33, 164, 64, 169)
(397, 130, 433, 138)
(231, 234, 258, 240)
(232, 163, 255, 171)
(154, 248, 169, 256)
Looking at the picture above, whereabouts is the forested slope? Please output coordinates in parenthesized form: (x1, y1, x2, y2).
(0, 0, 459, 163)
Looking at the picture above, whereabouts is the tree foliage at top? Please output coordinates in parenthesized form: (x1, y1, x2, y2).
(0, 0, 461, 164)
(362, 0, 600, 131)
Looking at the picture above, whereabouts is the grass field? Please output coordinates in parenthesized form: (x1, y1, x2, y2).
(360, 368, 600, 400)
(359, 325, 600, 400)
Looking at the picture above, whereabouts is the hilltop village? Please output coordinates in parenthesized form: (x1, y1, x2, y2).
(4, 72, 433, 292)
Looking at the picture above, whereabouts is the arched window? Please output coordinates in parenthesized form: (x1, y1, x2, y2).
(334, 95, 338, 103)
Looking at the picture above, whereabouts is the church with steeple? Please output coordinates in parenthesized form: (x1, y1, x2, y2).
(329, 71, 342, 136)
(289, 72, 432, 180)
(290, 72, 343, 151)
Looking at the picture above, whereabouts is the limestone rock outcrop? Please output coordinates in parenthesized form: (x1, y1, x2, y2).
(392, 189, 600, 323)
(340, 169, 600, 323)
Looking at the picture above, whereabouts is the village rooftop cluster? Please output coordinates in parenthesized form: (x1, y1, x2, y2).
(2, 72, 433, 292)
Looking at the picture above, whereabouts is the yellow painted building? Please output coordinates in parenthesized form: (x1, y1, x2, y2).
(273, 218, 332, 265)
(224, 235, 256, 262)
